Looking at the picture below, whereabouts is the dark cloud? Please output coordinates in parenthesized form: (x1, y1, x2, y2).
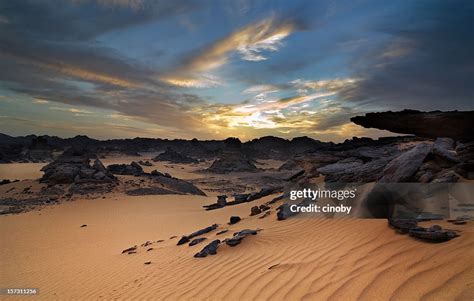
(0, 0, 204, 42)
(340, 0, 474, 111)
(0, 0, 213, 137)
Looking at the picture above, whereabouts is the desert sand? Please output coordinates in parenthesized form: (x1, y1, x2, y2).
(0, 160, 473, 300)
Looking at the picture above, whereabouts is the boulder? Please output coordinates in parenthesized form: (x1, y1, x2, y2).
(250, 206, 261, 216)
(379, 143, 432, 183)
(40, 149, 116, 185)
(229, 216, 241, 224)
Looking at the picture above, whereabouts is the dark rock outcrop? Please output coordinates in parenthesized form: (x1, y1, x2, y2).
(40, 149, 116, 185)
(351, 110, 474, 142)
(207, 152, 258, 173)
(107, 161, 144, 175)
(379, 143, 432, 183)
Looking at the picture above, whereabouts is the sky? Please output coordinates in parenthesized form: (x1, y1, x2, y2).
(0, 0, 473, 142)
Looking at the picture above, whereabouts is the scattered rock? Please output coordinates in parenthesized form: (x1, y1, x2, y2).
(225, 229, 258, 246)
(80, 224, 87, 228)
(216, 230, 228, 235)
(189, 237, 207, 246)
(138, 160, 153, 166)
(409, 226, 459, 242)
(217, 195, 227, 207)
(229, 216, 241, 224)
(250, 206, 261, 216)
(144, 261, 152, 265)
(388, 218, 418, 234)
(121, 246, 137, 254)
(259, 211, 271, 219)
(147, 248, 154, 251)
(194, 240, 221, 258)
(177, 224, 219, 245)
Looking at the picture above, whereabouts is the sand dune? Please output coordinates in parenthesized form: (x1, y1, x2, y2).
(1, 192, 472, 300)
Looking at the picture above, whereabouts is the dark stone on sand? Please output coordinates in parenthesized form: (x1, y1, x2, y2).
(217, 195, 227, 207)
(409, 226, 459, 242)
(194, 239, 221, 258)
(229, 216, 241, 224)
(350, 110, 474, 142)
(144, 261, 151, 265)
(177, 224, 219, 245)
(138, 160, 153, 166)
(388, 218, 418, 234)
(250, 206, 261, 216)
(189, 237, 207, 246)
(259, 211, 271, 219)
(177, 236, 190, 245)
(121, 246, 137, 254)
(247, 187, 282, 202)
(80, 224, 87, 228)
(216, 230, 228, 235)
(225, 229, 258, 246)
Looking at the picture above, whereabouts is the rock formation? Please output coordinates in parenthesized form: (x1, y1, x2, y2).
(206, 152, 258, 173)
(40, 149, 116, 185)
(350, 110, 474, 142)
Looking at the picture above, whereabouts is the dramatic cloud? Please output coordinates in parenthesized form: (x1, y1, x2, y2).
(162, 16, 299, 88)
(340, 0, 474, 110)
